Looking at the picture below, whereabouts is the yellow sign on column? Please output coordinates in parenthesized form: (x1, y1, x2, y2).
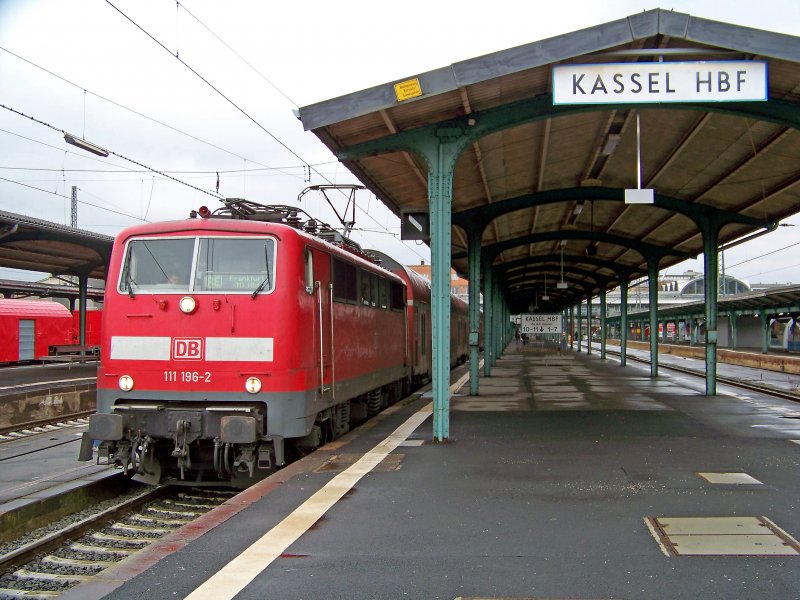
(394, 78, 422, 102)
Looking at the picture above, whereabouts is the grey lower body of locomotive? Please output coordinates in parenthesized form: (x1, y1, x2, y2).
(80, 365, 409, 486)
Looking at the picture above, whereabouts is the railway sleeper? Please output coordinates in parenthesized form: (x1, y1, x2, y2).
(125, 515, 186, 527)
(88, 532, 151, 547)
(0, 588, 62, 599)
(144, 506, 202, 518)
(162, 499, 219, 510)
(40, 555, 116, 571)
(10, 569, 92, 583)
(69, 542, 135, 556)
(109, 522, 170, 536)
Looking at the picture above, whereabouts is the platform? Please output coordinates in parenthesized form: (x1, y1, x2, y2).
(65, 345, 800, 600)
(0, 420, 118, 541)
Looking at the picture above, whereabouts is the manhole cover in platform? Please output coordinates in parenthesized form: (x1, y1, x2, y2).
(314, 453, 404, 473)
(645, 516, 800, 556)
(696, 472, 762, 484)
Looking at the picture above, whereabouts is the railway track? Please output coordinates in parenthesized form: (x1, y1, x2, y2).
(0, 418, 91, 444)
(593, 344, 800, 403)
(0, 487, 237, 599)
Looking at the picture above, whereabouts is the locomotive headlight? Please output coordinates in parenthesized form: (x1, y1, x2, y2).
(179, 296, 197, 314)
(118, 375, 134, 392)
(245, 377, 262, 394)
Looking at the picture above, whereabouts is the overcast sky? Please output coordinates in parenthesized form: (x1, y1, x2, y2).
(1, 0, 799, 288)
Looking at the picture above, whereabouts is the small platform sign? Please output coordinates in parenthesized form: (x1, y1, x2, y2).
(394, 78, 423, 102)
(400, 211, 429, 241)
(520, 313, 562, 334)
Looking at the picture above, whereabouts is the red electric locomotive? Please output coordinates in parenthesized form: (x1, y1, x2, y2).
(83, 200, 467, 487)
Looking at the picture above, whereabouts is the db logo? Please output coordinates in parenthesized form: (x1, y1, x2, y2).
(172, 338, 204, 361)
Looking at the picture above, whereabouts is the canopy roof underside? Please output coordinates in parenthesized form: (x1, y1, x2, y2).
(299, 8, 800, 313)
(0, 210, 113, 280)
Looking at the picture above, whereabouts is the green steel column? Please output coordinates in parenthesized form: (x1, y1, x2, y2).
(730, 311, 738, 349)
(703, 230, 719, 396)
(570, 304, 575, 350)
(690, 317, 698, 345)
(78, 273, 88, 346)
(467, 231, 481, 396)
(483, 259, 494, 376)
(504, 303, 509, 347)
(648, 259, 659, 378)
(760, 310, 769, 353)
(619, 280, 628, 367)
(600, 289, 607, 360)
(577, 302, 582, 353)
(586, 296, 592, 355)
(496, 282, 502, 360)
(492, 277, 496, 367)
(430, 142, 455, 442)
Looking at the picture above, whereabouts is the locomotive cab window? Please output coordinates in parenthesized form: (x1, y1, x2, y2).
(195, 238, 275, 293)
(119, 236, 276, 295)
(120, 238, 195, 293)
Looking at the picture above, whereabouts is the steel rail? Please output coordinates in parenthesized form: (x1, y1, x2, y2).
(0, 486, 165, 573)
(595, 344, 800, 403)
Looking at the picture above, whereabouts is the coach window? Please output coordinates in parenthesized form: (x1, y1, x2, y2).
(421, 313, 427, 356)
(370, 274, 381, 307)
(304, 248, 314, 294)
(360, 270, 372, 306)
(390, 281, 405, 311)
(379, 278, 388, 309)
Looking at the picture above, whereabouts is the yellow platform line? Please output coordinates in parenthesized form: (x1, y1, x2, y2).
(185, 404, 433, 600)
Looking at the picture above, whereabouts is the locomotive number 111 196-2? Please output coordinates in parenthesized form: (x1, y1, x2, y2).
(164, 371, 212, 383)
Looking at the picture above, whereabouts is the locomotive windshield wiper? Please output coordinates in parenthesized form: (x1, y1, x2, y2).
(251, 243, 272, 298)
(125, 267, 136, 298)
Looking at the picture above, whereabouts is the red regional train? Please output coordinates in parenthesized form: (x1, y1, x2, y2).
(0, 299, 102, 363)
(83, 200, 470, 487)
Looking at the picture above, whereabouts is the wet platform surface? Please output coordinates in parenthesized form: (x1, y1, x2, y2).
(64, 345, 800, 599)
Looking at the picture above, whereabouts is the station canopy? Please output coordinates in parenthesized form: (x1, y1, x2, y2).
(0, 210, 113, 280)
(299, 9, 800, 314)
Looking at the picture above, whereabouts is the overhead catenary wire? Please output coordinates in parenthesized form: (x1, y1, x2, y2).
(0, 102, 221, 199)
(106, 1, 427, 261)
(0, 176, 150, 222)
(105, 0, 309, 175)
(174, 1, 299, 109)
(726, 239, 800, 269)
(0, 45, 294, 178)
